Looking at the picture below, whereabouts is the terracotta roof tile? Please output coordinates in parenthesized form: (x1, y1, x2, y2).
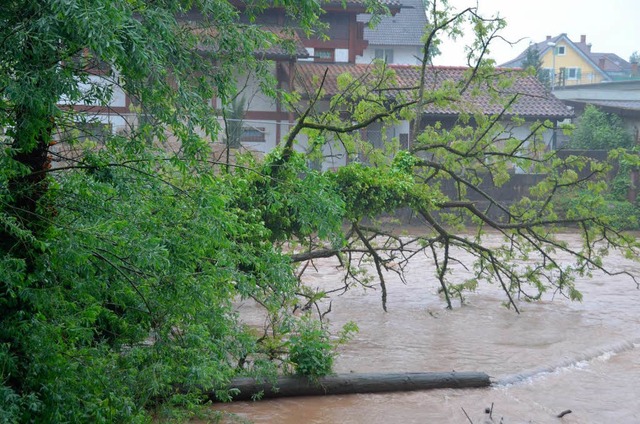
(294, 63, 572, 119)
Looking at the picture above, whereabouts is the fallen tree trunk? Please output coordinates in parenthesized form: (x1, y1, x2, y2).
(214, 372, 491, 401)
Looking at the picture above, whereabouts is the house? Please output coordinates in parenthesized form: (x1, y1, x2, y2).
(293, 62, 573, 170)
(54, 2, 403, 154)
(299, 1, 402, 64)
(58, 2, 571, 174)
(572, 34, 639, 82)
(501, 34, 638, 87)
(356, 0, 427, 65)
(214, 1, 403, 155)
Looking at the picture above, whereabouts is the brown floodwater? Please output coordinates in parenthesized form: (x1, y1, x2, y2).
(212, 232, 640, 423)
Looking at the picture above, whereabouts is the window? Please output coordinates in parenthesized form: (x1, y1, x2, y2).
(399, 133, 409, 150)
(314, 49, 334, 62)
(566, 67, 581, 80)
(366, 122, 383, 149)
(374, 48, 394, 64)
(240, 127, 265, 143)
(556, 45, 566, 56)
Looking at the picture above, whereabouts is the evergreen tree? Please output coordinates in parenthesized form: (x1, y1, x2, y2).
(522, 45, 551, 88)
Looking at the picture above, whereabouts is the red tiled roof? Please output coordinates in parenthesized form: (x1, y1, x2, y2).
(294, 62, 573, 119)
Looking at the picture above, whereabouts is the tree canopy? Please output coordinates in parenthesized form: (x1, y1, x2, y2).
(1, 0, 639, 421)
(521, 45, 551, 88)
(1, 0, 341, 420)
(567, 104, 634, 150)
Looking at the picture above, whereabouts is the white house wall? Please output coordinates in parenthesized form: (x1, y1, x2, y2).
(335, 49, 349, 63)
(301, 47, 351, 63)
(213, 65, 289, 154)
(239, 119, 279, 154)
(57, 74, 126, 108)
(356, 45, 422, 65)
(507, 122, 555, 173)
(217, 70, 278, 113)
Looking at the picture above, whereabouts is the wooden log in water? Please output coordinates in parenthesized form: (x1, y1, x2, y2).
(215, 372, 491, 401)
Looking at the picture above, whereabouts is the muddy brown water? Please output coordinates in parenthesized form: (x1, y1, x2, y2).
(212, 233, 640, 423)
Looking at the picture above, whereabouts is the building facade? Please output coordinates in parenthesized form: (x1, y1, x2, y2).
(501, 34, 638, 87)
(356, 0, 427, 66)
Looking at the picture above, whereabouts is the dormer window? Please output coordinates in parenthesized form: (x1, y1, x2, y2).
(374, 49, 394, 64)
(314, 48, 334, 62)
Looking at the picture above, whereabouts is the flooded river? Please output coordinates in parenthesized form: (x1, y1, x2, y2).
(213, 233, 640, 423)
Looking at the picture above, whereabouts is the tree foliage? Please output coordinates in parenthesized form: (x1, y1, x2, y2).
(1, 0, 639, 421)
(565, 104, 638, 205)
(567, 104, 634, 150)
(284, 3, 639, 315)
(0, 0, 345, 420)
(521, 45, 551, 88)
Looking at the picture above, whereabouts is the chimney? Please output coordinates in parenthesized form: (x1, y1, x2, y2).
(599, 58, 606, 69)
(580, 35, 586, 44)
(546, 35, 551, 40)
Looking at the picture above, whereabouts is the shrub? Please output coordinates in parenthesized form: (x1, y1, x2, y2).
(288, 318, 335, 378)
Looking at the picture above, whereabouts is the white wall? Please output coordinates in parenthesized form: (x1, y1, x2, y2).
(228, 72, 278, 112)
(507, 122, 556, 174)
(335, 49, 349, 63)
(238, 119, 278, 154)
(357, 45, 422, 66)
(300, 47, 350, 63)
(300, 48, 315, 62)
(58, 74, 127, 107)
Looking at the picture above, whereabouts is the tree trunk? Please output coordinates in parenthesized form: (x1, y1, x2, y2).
(211, 371, 491, 401)
(1, 107, 54, 256)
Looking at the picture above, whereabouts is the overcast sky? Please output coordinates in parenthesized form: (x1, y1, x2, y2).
(431, 0, 640, 66)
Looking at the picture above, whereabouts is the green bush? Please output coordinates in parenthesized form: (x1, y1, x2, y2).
(604, 200, 640, 231)
(288, 318, 335, 378)
(567, 105, 634, 150)
(287, 318, 358, 378)
(554, 189, 640, 231)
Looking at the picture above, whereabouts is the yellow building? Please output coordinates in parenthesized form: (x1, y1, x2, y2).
(501, 34, 634, 87)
